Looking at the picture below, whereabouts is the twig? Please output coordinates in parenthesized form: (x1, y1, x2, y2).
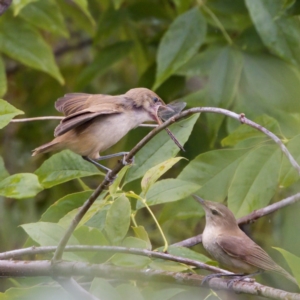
(0, 260, 298, 300)
(173, 193, 300, 247)
(0, 245, 231, 275)
(52, 107, 300, 261)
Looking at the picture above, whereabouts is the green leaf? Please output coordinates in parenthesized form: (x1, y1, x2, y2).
(178, 148, 250, 202)
(124, 114, 199, 184)
(149, 260, 190, 272)
(35, 150, 101, 188)
(154, 7, 206, 89)
(132, 226, 152, 250)
(105, 194, 131, 245)
(109, 165, 130, 196)
(0, 173, 43, 199)
(280, 134, 300, 187)
(19, 0, 69, 38)
(12, 0, 37, 15)
(0, 286, 73, 300)
(40, 191, 93, 222)
(74, 226, 109, 246)
(139, 179, 200, 208)
(21, 222, 79, 246)
(72, 0, 95, 26)
(0, 156, 9, 181)
(228, 145, 281, 217)
(0, 14, 64, 84)
(222, 115, 282, 147)
(112, 0, 124, 10)
(245, 0, 300, 66)
(141, 157, 183, 195)
(141, 287, 184, 300)
(273, 247, 300, 286)
(90, 279, 122, 300)
(76, 41, 133, 89)
(167, 246, 210, 263)
(0, 99, 24, 129)
(116, 284, 144, 300)
(0, 57, 7, 97)
(111, 237, 151, 268)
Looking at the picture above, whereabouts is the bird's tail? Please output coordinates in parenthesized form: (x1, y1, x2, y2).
(32, 140, 60, 156)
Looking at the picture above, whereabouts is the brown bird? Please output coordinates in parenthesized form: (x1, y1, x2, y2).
(32, 88, 183, 171)
(193, 195, 297, 286)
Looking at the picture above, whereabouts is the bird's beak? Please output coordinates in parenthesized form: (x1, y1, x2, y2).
(193, 195, 207, 207)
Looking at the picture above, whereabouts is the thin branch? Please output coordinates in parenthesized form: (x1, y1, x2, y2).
(51, 107, 300, 261)
(0, 245, 231, 275)
(0, 260, 298, 300)
(173, 193, 300, 247)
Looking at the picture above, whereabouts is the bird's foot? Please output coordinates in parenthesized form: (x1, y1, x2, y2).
(227, 276, 255, 289)
(201, 273, 225, 285)
(122, 153, 134, 166)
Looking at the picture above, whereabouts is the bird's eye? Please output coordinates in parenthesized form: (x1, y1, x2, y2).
(153, 97, 159, 103)
(211, 209, 219, 216)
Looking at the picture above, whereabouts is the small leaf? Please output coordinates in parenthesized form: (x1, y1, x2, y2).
(0, 156, 9, 181)
(273, 247, 300, 286)
(109, 165, 130, 196)
(0, 173, 43, 199)
(154, 7, 206, 89)
(150, 260, 190, 272)
(166, 246, 210, 263)
(12, 0, 37, 15)
(0, 56, 7, 97)
(0, 14, 64, 84)
(105, 194, 131, 245)
(138, 179, 200, 208)
(132, 226, 152, 250)
(72, 0, 95, 26)
(0, 99, 24, 129)
(141, 157, 183, 195)
(35, 150, 102, 188)
(116, 284, 144, 300)
(125, 114, 199, 184)
(74, 226, 109, 246)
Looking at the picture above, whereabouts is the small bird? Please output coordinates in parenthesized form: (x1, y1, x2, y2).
(193, 195, 297, 286)
(32, 88, 182, 171)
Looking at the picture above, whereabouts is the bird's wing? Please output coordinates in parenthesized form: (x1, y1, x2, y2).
(216, 235, 282, 273)
(55, 93, 117, 116)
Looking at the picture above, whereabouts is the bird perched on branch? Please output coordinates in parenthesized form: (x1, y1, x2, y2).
(32, 88, 183, 171)
(193, 195, 297, 287)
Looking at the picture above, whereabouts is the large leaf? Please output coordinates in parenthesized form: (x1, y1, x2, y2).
(0, 99, 24, 129)
(105, 194, 131, 245)
(141, 157, 184, 195)
(124, 114, 199, 184)
(274, 247, 300, 286)
(0, 14, 64, 84)
(138, 179, 200, 208)
(228, 145, 281, 217)
(245, 0, 300, 66)
(19, 0, 69, 38)
(0, 57, 7, 97)
(0, 173, 43, 199)
(40, 191, 93, 222)
(21, 222, 79, 246)
(178, 148, 250, 201)
(76, 41, 133, 89)
(165, 246, 210, 263)
(35, 150, 102, 188)
(12, 0, 37, 15)
(90, 278, 122, 300)
(154, 7, 206, 89)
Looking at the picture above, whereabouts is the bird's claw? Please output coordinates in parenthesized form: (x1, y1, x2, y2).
(122, 154, 135, 166)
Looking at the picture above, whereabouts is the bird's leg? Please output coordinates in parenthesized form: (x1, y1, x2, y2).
(201, 272, 245, 286)
(82, 156, 111, 172)
(96, 152, 134, 166)
(227, 271, 262, 289)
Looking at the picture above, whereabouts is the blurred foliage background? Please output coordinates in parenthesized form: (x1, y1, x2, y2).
(1, 0, 300, 298)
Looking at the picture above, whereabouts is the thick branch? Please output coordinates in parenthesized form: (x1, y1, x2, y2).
(173, 193, 300, 247)
(0, 260, 298, 300)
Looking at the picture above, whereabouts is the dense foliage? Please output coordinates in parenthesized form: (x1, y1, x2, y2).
(1, 0, 300, 299)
